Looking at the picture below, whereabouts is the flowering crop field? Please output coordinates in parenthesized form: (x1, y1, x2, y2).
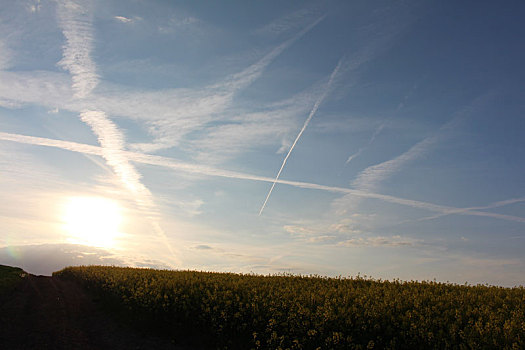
(54, 266, 524, 349)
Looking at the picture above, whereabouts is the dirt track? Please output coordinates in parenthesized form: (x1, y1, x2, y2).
(0, 275, 187, 349)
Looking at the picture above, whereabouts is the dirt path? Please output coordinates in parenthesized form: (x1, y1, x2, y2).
(0, 275, 189, 349)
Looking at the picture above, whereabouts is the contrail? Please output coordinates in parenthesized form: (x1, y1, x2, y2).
(228, 14, 326, 92)
(2, 131, 525, 224)
(259, 57, 345, 215)
(56, 0, 99, 99)
(408, 197, 525, 224)
(344, 82, 417, 166)
(56, 0, 178, 262)
(345, 122, 386, 164)
(345, 148, 362, 164)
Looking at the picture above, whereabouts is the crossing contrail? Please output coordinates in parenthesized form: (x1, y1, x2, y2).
(2, 131, 525, 224)
(258, 57, 345, 215)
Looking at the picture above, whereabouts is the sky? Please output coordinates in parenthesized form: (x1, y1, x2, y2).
(0, 0, 524, 286)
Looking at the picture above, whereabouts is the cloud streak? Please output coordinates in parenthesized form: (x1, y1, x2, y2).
(254, 3, 323, 38)
(334, 97, 494, 220)
(227, 15, 326, 92)
(410, 196, 525, 224)
(114, 16, 141, 24)
(352, 97, 489, 192)
(259, 56, 345, 215)
(352, 132, 438, 191)
(57, 0, 154, 211)
(344, 82, 418, 166)
(134, 14, 326, 153)
(256, 5, 419, 214)
(2, 131, 524, 224)
(55, 0, 178, 263)
(0, 39, 12, 70)
(337, 235, 416, 247)
(0, 14, 326, 157)
(345, 122, 386, 165)
(56, 0, 98, 99)
(79, 111, 156, 211)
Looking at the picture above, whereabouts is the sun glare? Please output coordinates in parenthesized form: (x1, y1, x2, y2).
(62, 197, 122, 248)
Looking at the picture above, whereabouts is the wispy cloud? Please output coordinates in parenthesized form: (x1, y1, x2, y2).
(193, 244, 212, 250)
(0, 14, 325, 158)
(256, 5, 421, 214)
(190, 102, 308, 164)
(129, 15, 324, 152)
(411, 196, 525, 223)
(158, 15, 199, 34)
(259, 56, 345, 215)
(345, 121, 386, 165)
(0, 39, 12, 70)
(337, 235, 416, 247)
(345, 149, 362, 165)
(352, 131, 438, 192)
(331, 96, 495, 223)
(57, 1, 153, 210)
(189, 77, 348, 164)
(114, 15, 132, 23)
(284, 220, 363, 238)
(254, 3, 324, 37)
(226, 14, 326, 92)
(79, 111, 155, 210)
(114, 15, 141, 24)
(345, 82, 419, 166)
(3, 131, 524, 224)
(56, 0, 98, 99)
(308, 235, 337, 243)
(55, 0, 178, 263)
(352, 96, 491, 193)
(134, 14, 327, 153)
(284, 220, 361, 244)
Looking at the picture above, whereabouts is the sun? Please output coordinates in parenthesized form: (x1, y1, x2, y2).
(62, 197, 122, 248)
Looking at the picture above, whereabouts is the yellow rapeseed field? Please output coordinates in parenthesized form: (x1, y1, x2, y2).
(54, 266, 524, 349)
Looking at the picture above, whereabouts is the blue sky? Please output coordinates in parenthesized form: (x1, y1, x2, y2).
(0, 0, 524, 286)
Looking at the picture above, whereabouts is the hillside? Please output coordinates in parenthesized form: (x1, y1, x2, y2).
(0, 266, 193, 349)
(0, 264, 26, 298)
(54, 266, 525, 349)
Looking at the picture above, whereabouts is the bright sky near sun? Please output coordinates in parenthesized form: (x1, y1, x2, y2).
(0, 0, 524, 286)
